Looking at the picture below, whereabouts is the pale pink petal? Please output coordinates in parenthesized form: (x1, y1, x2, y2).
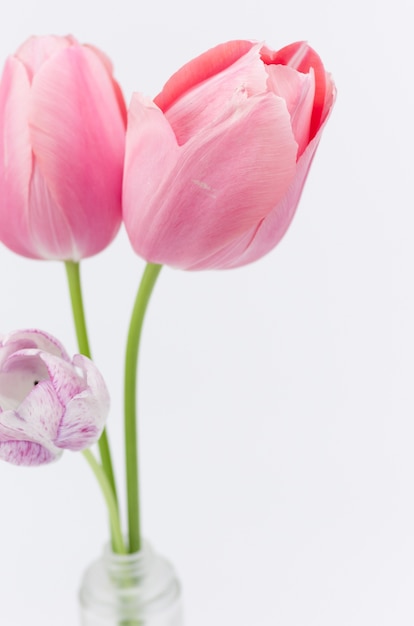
(85, 44, 127, 126)
(0, 352, 49, 410)
(72, 354, 110, 415)
(185, 224, 259, 270)
(27, 160, 77, 259)
(17, 380, 64, 438)
(0, 57, 35, 258)
(0, 339, 35, 369)
(54, 354, 109, 450)
(0, 441, 59, 465)
(123, 95, 180, 243)
(28, 45, 124, 260)
(55, 393, 105, 450)
(164, 43, 268, 145)
(0, 404, 62, 465)
(266, 64, 315, 157)
(262, 41, 328, 140)
(15, 35, 73, 79)
(3, 329, 69, 359)
(155, 40, 255, 112)
(0, 409, 44, 441)
(223, 129, 324, 269)
(37, 351, 87, 405)
(124, 91, 297, 269)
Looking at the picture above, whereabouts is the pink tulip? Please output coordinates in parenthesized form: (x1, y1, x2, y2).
(0, 329, 109, 465)
(123, 40, 335, 270)
(0, 35, 126, 261)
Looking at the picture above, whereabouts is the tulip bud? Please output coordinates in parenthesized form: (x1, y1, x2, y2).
(123, 40, 335, 270)
(0, 35, 126, 260)
(0, 329, 109, 465)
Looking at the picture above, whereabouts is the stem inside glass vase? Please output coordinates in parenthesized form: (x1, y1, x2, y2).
(79, 540, 182, 626)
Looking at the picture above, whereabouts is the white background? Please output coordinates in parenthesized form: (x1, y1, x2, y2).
(0, 0, 412, 625)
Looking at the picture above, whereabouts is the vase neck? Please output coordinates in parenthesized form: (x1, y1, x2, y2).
(104, 541, 153, 585)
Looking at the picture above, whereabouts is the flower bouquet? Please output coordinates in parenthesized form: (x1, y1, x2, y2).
(0, 34, 334, 625)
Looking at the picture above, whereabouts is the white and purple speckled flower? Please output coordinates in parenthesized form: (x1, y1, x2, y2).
(0, 329, 109, 465)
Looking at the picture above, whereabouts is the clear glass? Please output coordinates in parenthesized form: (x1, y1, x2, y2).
(79, 541, 183, 626)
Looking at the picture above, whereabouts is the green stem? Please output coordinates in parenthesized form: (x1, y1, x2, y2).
(64, 261, 92, 357)
(82, 449, 127, 555)
(125, 263, 162, 553)
(65, 261, 120, 548)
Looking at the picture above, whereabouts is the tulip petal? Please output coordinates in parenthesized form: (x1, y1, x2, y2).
(15, 35, 73, 79)
(185, 223, 260, 270)
(0, 339, 32, 369)
(4, 329, 69, 359)
(0, 441, 59, 465)
(85, 44, 127, 126)
(0, 402, 62, 466)
(27, 160, 76, 259)
(17, 380, 64, 438)
(189, 115, 332, 270)
(124, 91, 298, 269)
(123, 95, 180, 242)
(0, 57, 35, 258)
(266, 64, 315, 157)
(37, 351, 87, 406)
(55, 354, 109, 450)
(224, 128, 324, 268)
(163, 42, 268, 145)
(72, 354, 110, 414)
(28, 45, 124, 259)
(262, 42, 327, 141)
(56, 393, 105, 451)
(0, 353, 49, 410)
(155, 40, 255, 112)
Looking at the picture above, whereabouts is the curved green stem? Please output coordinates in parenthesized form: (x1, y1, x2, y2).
(82, 449, 127, 555)
(65, 261, 120, 548)
(125, 263, 162, 553)
(64, 261, 91, 357)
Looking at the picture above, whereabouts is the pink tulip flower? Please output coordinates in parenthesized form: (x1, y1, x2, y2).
(0, 329, 109, 465)
(0, 35, 126, 261)
(123, 40, 335, 270)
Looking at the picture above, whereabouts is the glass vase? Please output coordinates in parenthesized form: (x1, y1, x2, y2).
(79, 540, 183, 626)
